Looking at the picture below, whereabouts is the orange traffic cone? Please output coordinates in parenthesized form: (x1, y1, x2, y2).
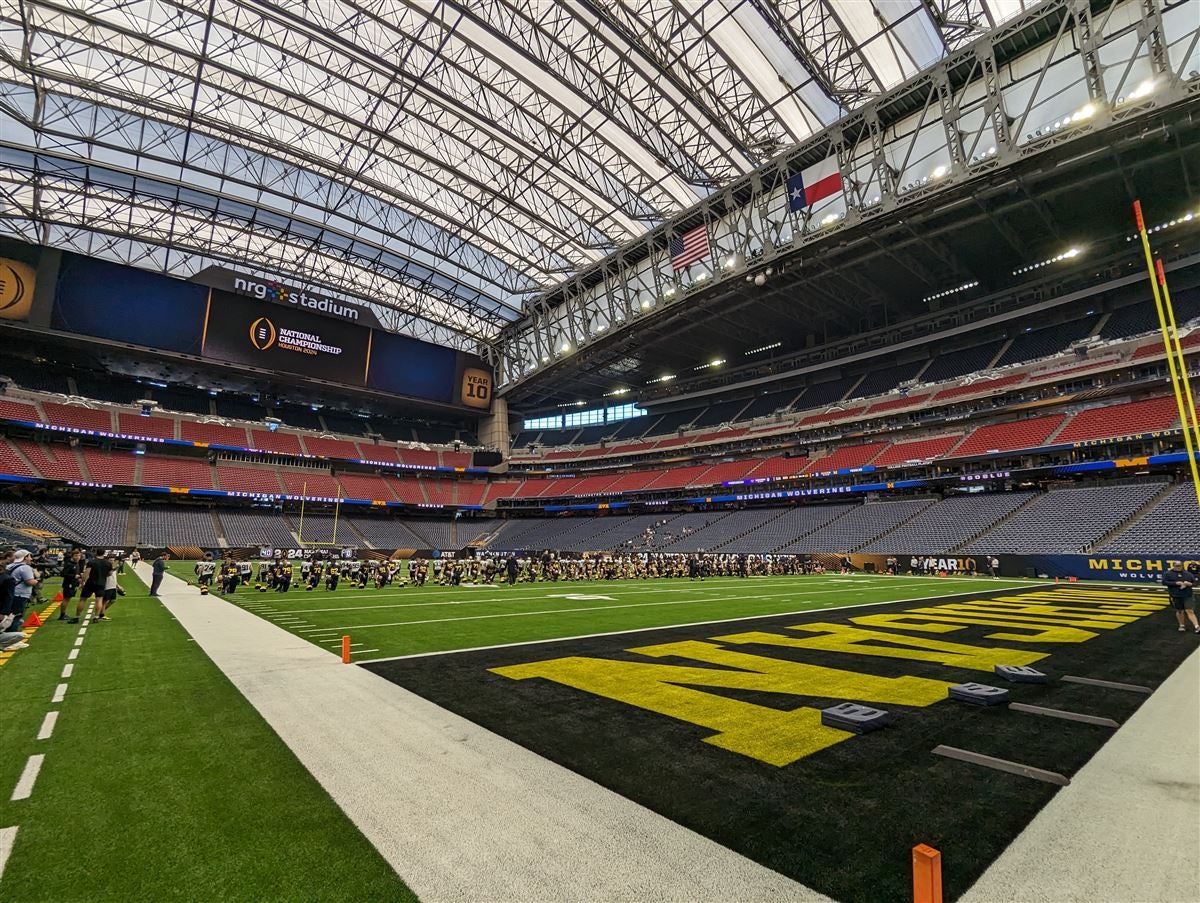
(52, 591, 64, 602)
(25, 610, 43, 628)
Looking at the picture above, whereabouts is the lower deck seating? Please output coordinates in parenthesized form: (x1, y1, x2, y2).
(1100, 483, 1200, 555)
(962, 481, 1168, 553)
(138, 506, 219, 546)
(218, 509, 297, 547)
(859, 492, 1036, 553)
(41, 502, 129, 545)
(779, 498, 935, 553)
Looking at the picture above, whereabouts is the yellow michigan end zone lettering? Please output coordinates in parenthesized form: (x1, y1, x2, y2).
(491, 640, 949, 767)
(712, 623, 1046, 671)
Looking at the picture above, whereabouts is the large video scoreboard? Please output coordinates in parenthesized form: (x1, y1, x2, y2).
(46, 253, 491, 411)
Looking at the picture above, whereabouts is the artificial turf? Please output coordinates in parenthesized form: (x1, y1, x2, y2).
(0, 578, 416, 903)
(220, 572, 1045, 659)
(364, 582, 1196, 903)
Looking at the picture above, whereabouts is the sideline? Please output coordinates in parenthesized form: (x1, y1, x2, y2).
(131, 562, 827, 903)
(962, 647, 1200, 903)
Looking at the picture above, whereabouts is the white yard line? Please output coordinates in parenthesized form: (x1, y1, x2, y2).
(51, 684, 67, 704)
(327, 582, 1054, 634)
(61, 664, 73, 678)
(357, 583, 1058, 662)
(131, 561, 829, 903)
(36, 712, 58, 741)
(0, 826, 17, 884)
(10, 755, 44, 801)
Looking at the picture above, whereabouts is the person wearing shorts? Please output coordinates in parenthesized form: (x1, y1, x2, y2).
(101, 556, 121, 616)
(1163, 563, 1199, 634)
(79, 550, 114, 621)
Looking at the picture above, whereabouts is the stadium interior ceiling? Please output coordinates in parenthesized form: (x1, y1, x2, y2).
(0, 0, 1044, 351)
(511, 99, 1200, 410)
(1, 0, 1197, 418)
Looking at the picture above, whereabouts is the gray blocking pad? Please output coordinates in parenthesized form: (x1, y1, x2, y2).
(820, 703, 890, 734)
(1008, 703, 1119, 728)
(949, 682, 1011, 706)
(994, 664, 1048, 684)
(1061, 675, 1152, 694)
(932, 745, 1071, 786)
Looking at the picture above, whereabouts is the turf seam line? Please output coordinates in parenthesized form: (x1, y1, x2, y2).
(354, 582, 1059, 663)
(10, 755, 45, 801)
(36, 711, 58, 741)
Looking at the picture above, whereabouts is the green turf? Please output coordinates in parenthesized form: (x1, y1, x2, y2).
(0, 579, 416, 903)
(223, 573, 1046, 659)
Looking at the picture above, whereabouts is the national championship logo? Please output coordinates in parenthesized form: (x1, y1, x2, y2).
(0, 258, 36, 320)
(249, 316, 278, 351)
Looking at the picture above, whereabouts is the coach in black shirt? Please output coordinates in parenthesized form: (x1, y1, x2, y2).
(1163, 563, 1198, 634)
(58, 548, 83, 623)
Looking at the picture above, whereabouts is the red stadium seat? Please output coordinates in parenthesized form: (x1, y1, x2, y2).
(12, 440, 84, 481)
(117, 413, 175, 440)
(952, 413, 1066, 457)
(1053, 395, 1182, 444)
(41, 402, 113, 433)
(215, 465, 285, 495)
(181, 420, 252, 446)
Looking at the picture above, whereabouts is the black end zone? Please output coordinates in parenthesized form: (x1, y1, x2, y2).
(363, 584, 1194, 903)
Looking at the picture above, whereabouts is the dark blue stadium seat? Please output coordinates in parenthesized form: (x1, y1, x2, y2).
(920, 341, 1004, 382)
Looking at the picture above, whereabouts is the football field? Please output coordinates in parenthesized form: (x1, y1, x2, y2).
(222, 572, 1046, 659)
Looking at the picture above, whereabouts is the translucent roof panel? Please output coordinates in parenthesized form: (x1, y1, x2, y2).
(0, 0, 1032, 343)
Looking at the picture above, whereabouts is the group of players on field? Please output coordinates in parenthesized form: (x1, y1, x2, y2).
(190, 550, 819, 594)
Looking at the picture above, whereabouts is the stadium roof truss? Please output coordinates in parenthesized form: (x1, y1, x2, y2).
(0, 0, 1060, 353)
(496, 0, 1199, 394)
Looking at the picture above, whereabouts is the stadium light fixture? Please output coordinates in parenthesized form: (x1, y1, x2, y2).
(931, 165, 948, 180)
(1129, 78, 1157, 100)
(744, 341, 782, 355)
(923, 280, 979, 304)
(1011, 247, 1082, 276)
(1125, 209, 1199, 241)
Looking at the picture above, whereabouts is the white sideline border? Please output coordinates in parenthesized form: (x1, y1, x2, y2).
(132, 562, 830, 903)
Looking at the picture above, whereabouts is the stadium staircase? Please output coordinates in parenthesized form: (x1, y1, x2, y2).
(125, 503, 139, 546)
(75, 447, 93, 481)
(950, 493, 1041, 552)
(210, 509, 229, 549)
(1085, 481, 1177, 552)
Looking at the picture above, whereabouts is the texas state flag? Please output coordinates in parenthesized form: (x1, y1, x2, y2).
(787, 157, 843, 211)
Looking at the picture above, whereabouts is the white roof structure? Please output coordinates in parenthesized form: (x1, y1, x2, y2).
(0, 0, 1033, 347)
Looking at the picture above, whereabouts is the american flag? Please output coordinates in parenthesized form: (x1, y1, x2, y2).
(669, 224, 710, 271)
